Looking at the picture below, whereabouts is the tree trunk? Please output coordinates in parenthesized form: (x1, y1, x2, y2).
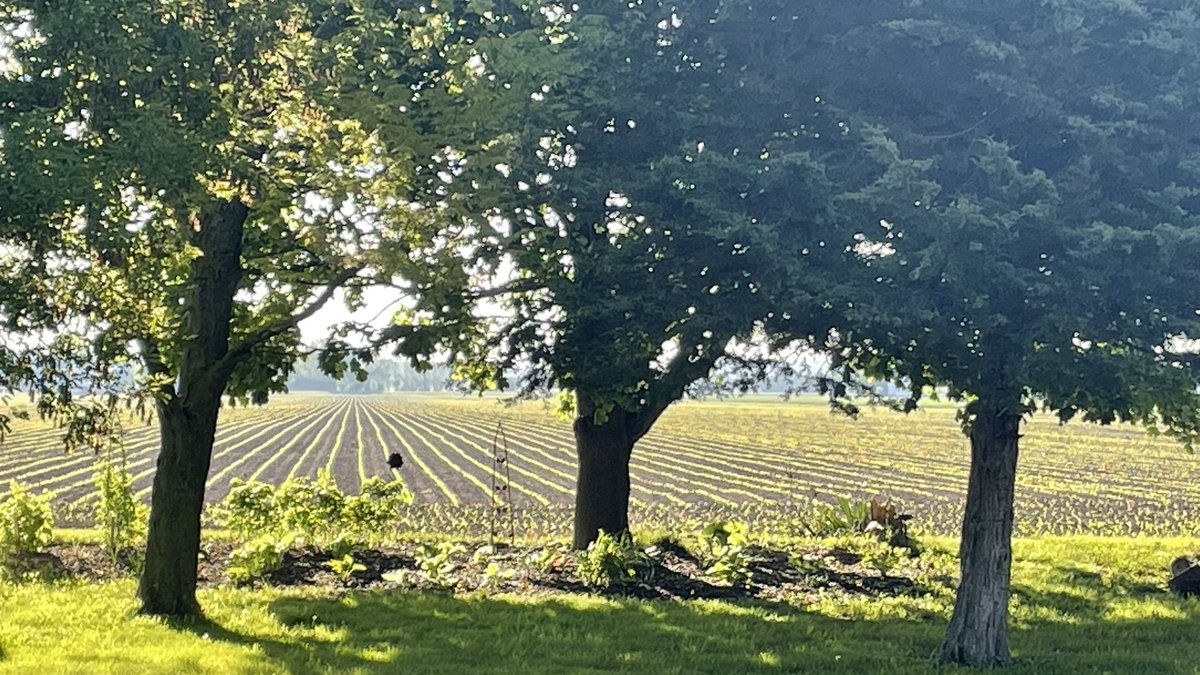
(572, 412, 636, 549)
(137, 397, 220, 616)
(138, 199, 246, 618)
(940, 401, 1022, 667)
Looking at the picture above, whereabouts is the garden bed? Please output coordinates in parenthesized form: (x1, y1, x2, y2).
(6, 537, 957, 605)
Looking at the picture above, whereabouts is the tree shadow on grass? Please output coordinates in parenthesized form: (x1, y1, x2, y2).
(1055, 562, 1163, 596)
(1010, 562, 1174, 619)
(178, 591, 943, 674)
(1006, 580, 1200, 674)
(178, 587, 1200, 675)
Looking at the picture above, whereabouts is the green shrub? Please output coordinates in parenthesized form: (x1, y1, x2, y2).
(343, 477, 412, 544)
(326, 554, 366, 583)
(809, 497, 916, 549)
(480, 561, 514, 589)
(810, 497, 872, 536)
(415, 541, 466, 587)
(93, 460, 148, 561)
(215, 472, 410, 549)
(577, 531, 652, 589)
(468, 544, 516, 589)
(699, 521, 753, 586)
(228, 534, 293, 584)
(276, 470, 345, 545)
(0, 482, 53, 557)
(214, 480, 278, 541)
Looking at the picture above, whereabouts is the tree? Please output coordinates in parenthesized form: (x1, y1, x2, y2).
(378, 1, 854, 548)
(286, 356, 451, 393)
(762, 0, 1200, 665)
(0, 0, 492, 616)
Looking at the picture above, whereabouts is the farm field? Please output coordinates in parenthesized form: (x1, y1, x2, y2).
(1, 393, 1199, 537)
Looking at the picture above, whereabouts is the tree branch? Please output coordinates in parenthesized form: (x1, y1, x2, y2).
(135, 337, 178, 403)
(630, 344, 720, 440)
(466, 279, 542, 301)
(217, 265, 364, 373)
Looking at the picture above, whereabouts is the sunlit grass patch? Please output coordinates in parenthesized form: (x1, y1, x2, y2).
(0, 537, 1197, 673)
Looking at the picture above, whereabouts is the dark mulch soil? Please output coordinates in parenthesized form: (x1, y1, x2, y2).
(16, 545, 134, 582)
(6, 538, 955, 607)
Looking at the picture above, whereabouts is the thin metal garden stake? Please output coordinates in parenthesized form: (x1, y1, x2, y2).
(490, 420, 515, 546)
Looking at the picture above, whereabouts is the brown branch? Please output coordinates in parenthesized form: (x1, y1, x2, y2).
(630, 346, 720, 441)
(217, 265, 365, 373)
(135, 337, 178, 403)
(466, 279, 543, 301)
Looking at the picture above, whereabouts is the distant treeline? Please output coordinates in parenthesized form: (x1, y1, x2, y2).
(285, 355, 912, 398)
(287, 359, 452, 393)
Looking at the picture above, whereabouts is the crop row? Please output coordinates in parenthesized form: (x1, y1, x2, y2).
(1, 394, 1199, 536)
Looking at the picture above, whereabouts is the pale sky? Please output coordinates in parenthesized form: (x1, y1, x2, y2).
(297, 286, 403, 348)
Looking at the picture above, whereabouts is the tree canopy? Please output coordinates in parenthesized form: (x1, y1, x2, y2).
(0, 0, 512, 616)
(754, 0, 1200, 664)
(376, 1, 859, 547)
(5, 0, 1200, 664)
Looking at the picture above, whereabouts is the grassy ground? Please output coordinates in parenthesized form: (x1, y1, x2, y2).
(0, 536, 1198, 674)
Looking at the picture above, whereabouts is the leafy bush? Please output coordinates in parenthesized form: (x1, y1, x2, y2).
(343, 478, 412, 543)
(275, 471, 345, 544)
(577, 530, 652, 588)
(699, 521, 753, 586)
(415, 541, 466, 587)
(811, 497, 872, 536)
(480, 561, 515, 590)
(0, 482, 53, 556)
(93, 460, 148, 561)
(809, 497, 915, 549)
(326, 554, 366, 583)
(228, 534, 293, 584)
(215, 480, 277, 541)
(215, 472, 410, 550)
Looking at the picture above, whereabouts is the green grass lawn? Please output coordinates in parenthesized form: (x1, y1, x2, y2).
(1, 536, 1198, 674)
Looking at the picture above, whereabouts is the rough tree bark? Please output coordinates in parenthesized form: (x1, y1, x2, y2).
(138, 199, 247, 617)
(568, 350, 718, 550)
(940, 399, 1022, 667)
(138, 393, 223, 615)
(572, 409, 637, 549)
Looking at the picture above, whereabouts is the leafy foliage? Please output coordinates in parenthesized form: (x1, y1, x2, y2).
(698, 521, 753, 586)
(415, 541, 467, 587)
(214, 481, 278, 543)
(227, 534, 293, 585)
(93, 459, 149, 561)
(741, 0, 1200, 439)
(809, 499, 915, 551)
(811, 498, 873, 538)
(214, 472, 410, 549)
(577, 530, 652, 589)
(383, 1, 848, 427)
(0, 483, 53, 557)
(326, 554, 366, 583)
